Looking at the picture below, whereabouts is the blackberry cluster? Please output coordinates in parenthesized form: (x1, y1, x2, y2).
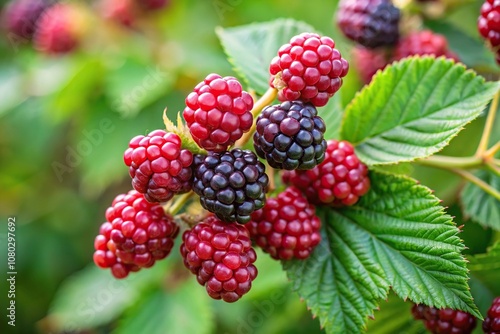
(411, 304, 477, 334)
(337, 0, 400, 48)
(124, 130, 193, 203)
(183, 73, 254, 152)
(248, 187, 321, 260)
(253, 101, 327, 170)
(283, 140, 370, 207)
(93, 190, 179, 278)
(193, 149, 269, 224)
(269, 32, 349, 107)
(483, 297, 500, 333)
(478, 0, 500, 64)
(180, 216, 258, 302)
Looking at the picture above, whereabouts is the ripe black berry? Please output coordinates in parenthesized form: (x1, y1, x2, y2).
(337, 0, 400, 48)
(253, 101, 327, 170)
(180, 216, 258, 302)
(193, 149, 269, 224)
(483, 297, 500, 333)
(248, 187, 321, 260)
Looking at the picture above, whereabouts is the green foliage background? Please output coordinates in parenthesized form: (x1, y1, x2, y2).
(0, 0, 498, 333)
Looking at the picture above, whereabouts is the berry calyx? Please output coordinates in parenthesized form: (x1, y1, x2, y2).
(253, 100, 327, 170)
(392, 30, 459, 62)
(124, 130, 194, 203)
(269, 32, 349, 107)
(483, 296, 500, 333)
(180, 216, 258, 302)
(248, 187, 321, 260)
(411, 304, 477, 334)
(183, 73, 254, 152)
(283, 140, 370, 207)
(193, 149, 269, 224)
(337, 0, 400, 48)
(93, 190, 179, 279)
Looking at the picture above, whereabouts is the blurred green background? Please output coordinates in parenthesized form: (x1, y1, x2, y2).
(0, 0, 497, 333)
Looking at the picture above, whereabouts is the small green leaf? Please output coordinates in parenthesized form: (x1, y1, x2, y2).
(216, 19, 316, 94)
(113, 279, 214, 334)
(460, 170, 500, 230)
(284, 171, 480, 333)
(341, 57, 500, 165)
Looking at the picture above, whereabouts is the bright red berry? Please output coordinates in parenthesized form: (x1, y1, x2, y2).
(269, 32, 349, 107)
(93, 190, 179, 279)
(180, 216, 258, 302)
(248, 187, 321, 260)
(33, 3, 87, 55)
(479, 0, 500, 64)
(2, 0, 50, 41)
(124, 130, 194, 203)
(99, 0, 137, 27)
(412, 304, 476, 334)
(392, 30, 459, 62)
(183, 73, 254, 152)
(352, 46, 390, 84)
(138, 0, 169, 11)
(337, 0, 400, 48)
(283, 140, 370, 207)
(483, 297, 500, 333)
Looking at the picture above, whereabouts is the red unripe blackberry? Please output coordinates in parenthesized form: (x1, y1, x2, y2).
(337, 0, 400, 48)
(180, 216, 258, 302)
(483, 297, 500, 333)
(2, 0, 50, 41)
(99, 0, 137, 27)
(248, 187, 321, 260)
(352, 46, 390, 84)
(124, 130, 194, 203)
(138, 0, 169, 11)
(269, 32, 349, 107)
(479, 0, 500, 64)
(93, 190, 179, 279)
(283, 140, 370, 207)
(253, 101, 327, 170)
(33, 3, 87, 55)
(193, 149, 269, 224)
(392, 30, 459, 62)
(183, 73, 254, 152)
(411, 304, 477, 334)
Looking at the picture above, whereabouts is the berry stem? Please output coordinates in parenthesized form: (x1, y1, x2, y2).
(485, 140, 500, 159)
(476, 90, 499, 157)
(486, 160, 500, 177)
(234, 87, 277, 148)
(451, 168, 500, 201)
(416, 155, 483, 169)
(166, 192, 195, 216)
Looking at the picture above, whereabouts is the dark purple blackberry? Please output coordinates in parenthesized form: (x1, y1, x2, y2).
(193, 149, 269, 224)
(337, 0, 400, 48)
(483, 297, 500, 333)
(253, 101, 327, 170)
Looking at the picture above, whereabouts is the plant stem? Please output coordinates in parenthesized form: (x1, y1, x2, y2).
(165, 192, 195, 216)
(451, 168, 500, 201)
(476, 90, 499, 157)
(485, 140, 500, 159)
(486, 161, 500, 177)
(415, 155, 483, 169)
(235, 87, 277, 148)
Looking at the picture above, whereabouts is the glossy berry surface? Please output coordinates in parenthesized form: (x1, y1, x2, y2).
(93, 190, 179, 279)
(183, 73, 254, 152)
(248, 187, 321, 260)
(33, 3, 86, 54)
(352, 46, 390, 84)
(283, 140, 370, 207)
(193, 149, 269, 224)
(412, 304, 477, 334)
(253, 101, 327, 170)
(483, 297, 500, 333)
(269, 32, 349, 107)
(180, 216, 258, 302)
(337, 0, 400, 48)
(393, 30, 459, 62)
(3, 0, 50, 40)
(124, 130, 193, 203)
(479, 0, 500, 64)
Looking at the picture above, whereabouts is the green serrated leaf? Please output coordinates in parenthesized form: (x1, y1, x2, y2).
(284, 171, 480, 333)
(113, 279, 214, 334)
(216, 19, 316, 94)
(340, 57, 500, 165)
(460, 170, 500, 230)
(468, 242, 500, 315)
